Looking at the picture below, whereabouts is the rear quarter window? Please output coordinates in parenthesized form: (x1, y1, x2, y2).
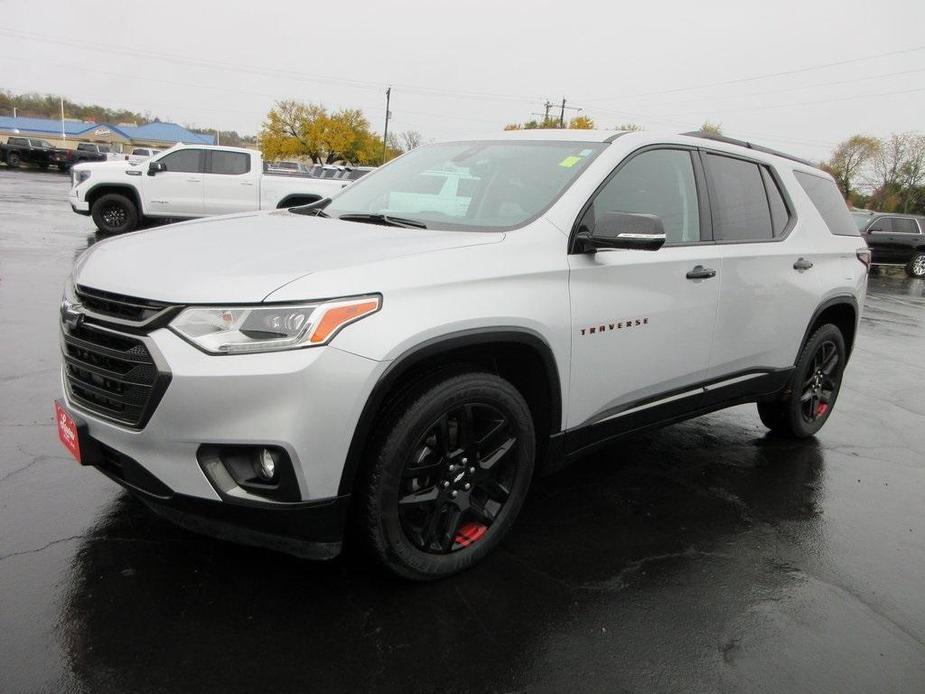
(794, 171, 859, 236)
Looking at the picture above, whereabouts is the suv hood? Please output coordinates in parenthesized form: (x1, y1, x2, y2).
(74, 211, 504, 303)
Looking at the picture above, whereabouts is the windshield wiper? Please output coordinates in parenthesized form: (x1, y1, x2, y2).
(290, 198, 331, 217)
(337, 213, 427, 229)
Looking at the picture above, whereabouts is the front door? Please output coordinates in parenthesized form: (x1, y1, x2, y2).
(143, 149, 205, 218)
(567, 147, 721, 434)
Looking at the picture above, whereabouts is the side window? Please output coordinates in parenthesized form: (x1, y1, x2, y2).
(8, 137, 27, 146)
(893, 218, 919, 234)
(159, 149, 203, 173)
(705, 154, 772, 241)
(869, 217, 892, 233)
(210, 151, 250, 175)
(77, 143, 92, 152)
(582, 149, 701, 244)
(761, 167, 790, 236)
(793, 171, 859, 236)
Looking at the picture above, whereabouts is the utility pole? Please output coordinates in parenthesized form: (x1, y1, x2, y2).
(12, 106, 16, 118)
(381, 86, 392, 165)
(559, 98, 566, 128)
(60, 97, 66, 142)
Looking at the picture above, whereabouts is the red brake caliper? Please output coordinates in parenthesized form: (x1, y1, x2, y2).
(816, 402, 829, 417)
(454, 522, 487, 547)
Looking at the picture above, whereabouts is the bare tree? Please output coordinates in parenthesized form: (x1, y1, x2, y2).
(868, 132, 925, 212)
(824, 135, 881, 198)
(400, 130, 424, 151)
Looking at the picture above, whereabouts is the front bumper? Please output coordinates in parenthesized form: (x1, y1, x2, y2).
(61, 325, 386, 555)
(70, 187, 90, 214)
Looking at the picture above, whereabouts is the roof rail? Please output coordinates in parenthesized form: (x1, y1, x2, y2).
(681, 131, 816, 168)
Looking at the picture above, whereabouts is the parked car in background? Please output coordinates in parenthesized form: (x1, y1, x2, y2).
(852, 210, 925, 277)
(76, 142, 122, 161)
(1, 137, 58, 168)
(1, 137, 107, 171)
(69, 143, 353, 233)
(56, 130, 868, 579)
(266, 160, 310, 175)
(127, 147, 161, 165)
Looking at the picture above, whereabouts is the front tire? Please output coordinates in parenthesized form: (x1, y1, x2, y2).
(758, 324, 846, 438)
(906, 252, 925, 278)
(91, 193, 138, 234)
(359, 370, 535, 580)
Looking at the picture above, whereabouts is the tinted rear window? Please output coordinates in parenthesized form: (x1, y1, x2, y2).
(893, 218, 920, 234)
(705, 153, 773, 241)
(794, 171, 858, 236)
(210, 151, 250, 175)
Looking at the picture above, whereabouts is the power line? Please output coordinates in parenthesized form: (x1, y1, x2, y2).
(589, 44, 925, 102)
(0, 28, 544, 106)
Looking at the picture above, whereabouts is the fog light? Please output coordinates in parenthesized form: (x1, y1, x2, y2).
(255, 448, 278, 481)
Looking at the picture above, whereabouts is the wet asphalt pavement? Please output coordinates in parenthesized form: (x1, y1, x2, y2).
(1, 167, 924, 694)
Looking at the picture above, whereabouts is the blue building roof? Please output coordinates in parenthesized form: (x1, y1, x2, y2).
(0, 116, 215, 145)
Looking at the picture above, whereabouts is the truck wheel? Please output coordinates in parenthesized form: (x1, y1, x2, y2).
(91, 193, 139, 234)
(906, 252, 925, 278)
(359, 370, 535, 580)
(757, 324, 846, 438)
(38, 162, 49, 170)
(6, 152, 21, 167)
(58, 164, 70, 172)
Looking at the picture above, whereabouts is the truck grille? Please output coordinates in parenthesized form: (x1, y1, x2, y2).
(62, 289, 173, 428)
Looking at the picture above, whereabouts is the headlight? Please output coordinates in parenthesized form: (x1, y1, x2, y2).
(73, 169, 91, 186)
(169, 295, 381, 354)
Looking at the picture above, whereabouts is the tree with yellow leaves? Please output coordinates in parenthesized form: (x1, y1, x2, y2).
(259, 100, 397, 165)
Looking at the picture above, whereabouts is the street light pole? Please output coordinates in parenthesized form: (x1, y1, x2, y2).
(60, 97, 66, 142)
(381, 86, 391, 165)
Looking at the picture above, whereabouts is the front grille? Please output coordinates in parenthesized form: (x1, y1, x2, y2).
(62, 321, 168, 428)
(76, 285, 170, 323)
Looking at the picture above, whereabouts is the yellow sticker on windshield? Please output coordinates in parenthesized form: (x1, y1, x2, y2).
(559, 156, 582, 168)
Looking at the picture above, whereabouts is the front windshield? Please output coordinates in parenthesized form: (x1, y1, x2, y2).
(323, 140, 606, 231)
(852, 212, 872, 231)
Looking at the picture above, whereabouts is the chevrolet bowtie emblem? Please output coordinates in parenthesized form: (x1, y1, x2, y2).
(60, 298, 85, 331)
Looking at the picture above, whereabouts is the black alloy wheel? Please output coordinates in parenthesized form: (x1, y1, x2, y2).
(757, 323, 846, 438)
(800, 338, 839, 424)
(360, 370, 535, 580)
(91, 193, 138, 234)
(399, 403, 518, 554)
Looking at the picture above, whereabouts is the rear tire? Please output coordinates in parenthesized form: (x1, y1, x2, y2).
(91, 193, 138, 234)
(6, 152, 21, 167)
(906, 252, 925, 278)
(359, 370, 535, 580)
(757, 324, 846, 438)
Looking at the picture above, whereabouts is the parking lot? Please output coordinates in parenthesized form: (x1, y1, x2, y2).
(1, 167, 924, 693)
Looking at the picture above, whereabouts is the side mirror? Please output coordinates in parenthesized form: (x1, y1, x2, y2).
(575, 212, 666, 252)
(148, 161, 166, 176)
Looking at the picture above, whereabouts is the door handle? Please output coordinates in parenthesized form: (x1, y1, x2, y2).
(686, 265, 717, 280)
(793, 258, 814, 270)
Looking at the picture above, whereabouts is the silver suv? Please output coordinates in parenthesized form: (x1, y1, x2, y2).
(56, 130, 869, 579)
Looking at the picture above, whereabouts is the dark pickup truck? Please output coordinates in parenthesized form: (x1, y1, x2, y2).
(1, 137, 106, 171)
(853, 210, 925, 278)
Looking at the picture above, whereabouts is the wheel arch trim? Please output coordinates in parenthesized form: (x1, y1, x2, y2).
(336, 327, 563, 497)
(797, 294, 859, 361)
(85, 183, 143, 214)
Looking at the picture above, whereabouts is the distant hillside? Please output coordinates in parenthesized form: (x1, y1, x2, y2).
(0, 89, 256, 147)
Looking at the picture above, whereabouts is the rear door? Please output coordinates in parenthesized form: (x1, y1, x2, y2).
(567, 147, 721, 433)
(865, 216, 921, 263)
(704, 152, 820, 379)
(143, 149, 205, 217)
(203, 150, 258, 215)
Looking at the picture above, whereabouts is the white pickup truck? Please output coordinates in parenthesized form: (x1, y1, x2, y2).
(69, 144, 351, 234)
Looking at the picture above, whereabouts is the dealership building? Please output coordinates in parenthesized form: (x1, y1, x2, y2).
(0, 116, 215, 152)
